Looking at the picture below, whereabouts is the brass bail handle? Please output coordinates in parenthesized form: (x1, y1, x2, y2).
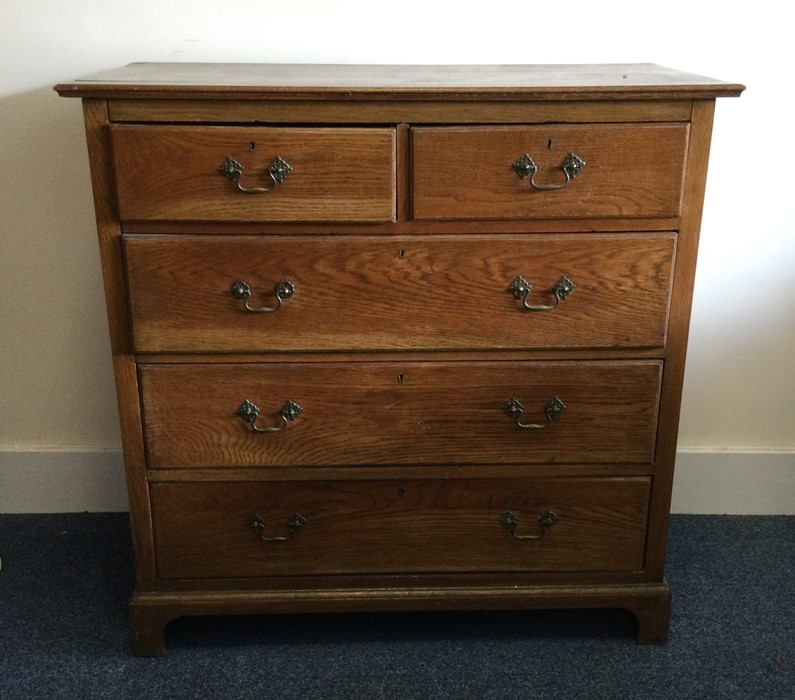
(512, 152, 585, 191)
(246, 513, 308, 542)
(236, 399, 303, 433)
(503, 396, 566, 429)
(219, 155, 293, 194)
(508, 275, 575, 311)
(500, 510, 559, 540)
(230, 279, 295, 314)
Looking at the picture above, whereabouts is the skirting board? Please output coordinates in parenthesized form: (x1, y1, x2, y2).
(0, 448, 793, 514)
(0, 449, 128, 514)
(670, 449, 795, 515)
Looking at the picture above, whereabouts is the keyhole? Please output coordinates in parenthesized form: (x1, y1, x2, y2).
(399, 249, 406, 259)
(397, 487, 406, 498)
(547, 139, 554, 149)
(249, 141, 256, 152)
(397, 373, 405, 383)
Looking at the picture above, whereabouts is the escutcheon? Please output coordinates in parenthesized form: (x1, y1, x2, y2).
(508, 274, 575, 311)
(512, 152, 585, 190)
(503, 396, 566, 429)
(219, 155, 293, 193)
(236, 399, 303, 433)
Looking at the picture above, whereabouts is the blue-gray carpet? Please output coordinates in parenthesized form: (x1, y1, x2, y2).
(0, 514, 793, 699)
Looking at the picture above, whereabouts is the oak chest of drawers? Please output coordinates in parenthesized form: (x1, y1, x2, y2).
(56, 63, 742, 655)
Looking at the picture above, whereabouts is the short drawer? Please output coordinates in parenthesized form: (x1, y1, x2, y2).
(110, 125, 396, 222)
(139, 360, 662, 468)
(124, 233, 675, 352)
(411, 124, 688, 220)
(151, 477, 651, 578)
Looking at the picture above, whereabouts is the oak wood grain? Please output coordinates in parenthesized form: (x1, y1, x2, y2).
(55, 63, 745, 100)
(151, 477, 651, 578)
(106, 98, 694, 125)
(644, 100, 718, 576)
(129, 582, 672, 655)
(124, 233, 675, 353)
(139, 360, 662, 468)
(81, 100, 157, 588)
(412, 124, 688, 220)
(111, 125, 396, 222)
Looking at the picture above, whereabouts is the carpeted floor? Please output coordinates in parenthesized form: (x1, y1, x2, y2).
(0, 514, 793, 699)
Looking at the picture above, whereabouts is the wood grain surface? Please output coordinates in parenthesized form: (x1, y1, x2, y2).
(111, 125, 396, 222)
(151, 476, 651, 578)
(139, 360, 662, 468)
(412, 124, 688, 220)
(125, 233, 675, 352)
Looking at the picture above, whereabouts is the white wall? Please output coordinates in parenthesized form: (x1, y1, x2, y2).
(1, 1, 793, 512)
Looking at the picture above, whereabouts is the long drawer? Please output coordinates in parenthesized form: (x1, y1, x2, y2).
(125, 233, 675, 352)
(139, 360, 662, 468)
(411, 124, 689, 220)
(151, 477, 651, 579)
(111, 125, 396, 222)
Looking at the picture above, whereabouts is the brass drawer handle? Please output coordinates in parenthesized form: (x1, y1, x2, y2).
(230, 279, 295, 313)
(512, 152, 585, 190)
(500, 510, 559, 540)
(246, 513, 307, 542)
(219, 155, 293, 194)
(508, 275, 575, 311)
(236, 399, 303, 433)
(503, 396, 566, 429)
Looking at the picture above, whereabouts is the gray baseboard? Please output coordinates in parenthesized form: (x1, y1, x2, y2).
(0, 449, 127, 513)
(671, 448, 795, 514)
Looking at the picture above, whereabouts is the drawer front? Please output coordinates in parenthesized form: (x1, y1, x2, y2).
(151, 477, 651, 578)
(111, 125, 396, 222)
(139, 360, 661, 468)
(125, 233, 675, 352)
(412, 124, 688, 220)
